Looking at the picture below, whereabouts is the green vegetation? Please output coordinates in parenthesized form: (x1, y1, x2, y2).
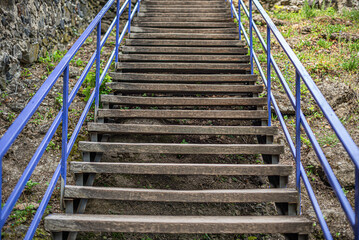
(82, 71, 112, 101)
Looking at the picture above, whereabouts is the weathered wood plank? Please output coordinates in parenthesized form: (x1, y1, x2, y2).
(132, 22, 234, 28)
(133, 17, 231, 22)
(138, 12, 229, 17)
(129, 33, 238, 39)
(97, 109, 268, 119)
(141, 8, 231, 13)
(109, 73, 257, 83)
(122, 47, 247, 55)
(100, 96, 265, 106)
(65, 186, 298, 203)
(131, 27, 238, 34)
(78, 142, 284, 154)
(125, 39, 245, 47)
(116, 63, 250, 73)
(69, 162, 291, 176)
(45, 214, 312, 234)
(119, 54, 249, 63)
(87, 123, 276, 135)
(106, 83, 261, 93)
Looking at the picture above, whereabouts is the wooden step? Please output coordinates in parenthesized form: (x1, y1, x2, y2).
(45, 214, 312, 234)
(78, 142, 283, 155)
(106, 83, 262, 93)
(134, 17, 231, 22)
(117, 63, 250, 73)
(70, 162, 291, 176)
(121, 47, 247, 54)
(131, 27, 238, 34)
(138, 12, 229, 17)
(129, 33, 238, 39)
(101, 96, 265, 106)
(87, 123, 276, 135)
(125, 39, 245, 47)
(143, 1, 224, 5)
(97, 109, 268, 119)
(132, 22, 234, 28)
(141, 8, 230, 13)
(109, 73, 257, 83)
(65, 186, 298, 203)
(119, 54, 249, 63)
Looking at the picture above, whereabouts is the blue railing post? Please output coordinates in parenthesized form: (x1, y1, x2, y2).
(267, 26, 271, 126)
(128, 0, 132, 33)
(230, 0, 233, 18)
(137, 0, 140, 13)
(249, 0, 253, 74)
(295, 70, 301, 214)
(355, 168, 359, 240)
(238, 0, 241, 40)
(95, 20, 101, 119)
(61, 65, 69, 185)
(115, 0, 120, 63)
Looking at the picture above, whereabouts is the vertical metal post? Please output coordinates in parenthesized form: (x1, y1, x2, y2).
(249, 0, 253, 74)
(295, 70, 301, 214)
(61, 65, 69, 185)
(230, 0, 233, 18)
(95, 21, 101, 120)
(115, 0, 120, 63)
(355, 167, 359, 240)
(238, 0, 241, 40)
(137, 0, 140, 13)
(128, 0, 132, 34)
(267, 26, 271, 126)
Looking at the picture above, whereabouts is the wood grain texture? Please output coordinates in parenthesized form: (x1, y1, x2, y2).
(109, 73, 257, 83)
(97, 109, 268, 119)
(133, 17, 231, 22)
(122, 47, 247, 54)
(119, 54, 249, 63)
(125, 39, 245, 47)
(45, 214, 312, 234)
(106, 82, 261, 93)
(129, 33, 238, 39)
(132, 22, 234, 28)
(69, 162, 291, 176)
(100, 96, 265, 106)
(64, 186, 298, 203)
(131, 27, 238, 34)
(78, 142, 284, 154)
(87, 123, 276, 135)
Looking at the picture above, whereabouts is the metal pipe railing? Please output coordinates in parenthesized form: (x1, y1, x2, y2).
(0, 0, 140, 237)
(230, 0, 358, 238)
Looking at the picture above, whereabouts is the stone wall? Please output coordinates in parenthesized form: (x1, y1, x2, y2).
(0, 0, 96, 91)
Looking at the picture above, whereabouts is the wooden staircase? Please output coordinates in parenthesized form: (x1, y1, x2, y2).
(45, 0, 312, 239)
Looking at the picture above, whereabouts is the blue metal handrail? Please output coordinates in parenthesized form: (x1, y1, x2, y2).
(228, 0, 359, 239)
(0, 0, 140, 238)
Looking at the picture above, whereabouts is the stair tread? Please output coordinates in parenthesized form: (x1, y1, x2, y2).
(107, 82, 262, 92)
(88, 123, 276, 134)
(119, 54, 249, 62)
(69, 162, 292, 176)
(121, 46, 247, 54)
(78, 142, 284, 154)
(131, 27, 238, 34)
(133, 22, 234, 27)
(45, 214, 312, 234)
(64, 186, 298, 203)
(109, 73, 257, 82)
(125, 39, 245, 47)
(97, 109, 268, 119)
(130, 33, 238, 39)
(100, 95, 265, 105)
